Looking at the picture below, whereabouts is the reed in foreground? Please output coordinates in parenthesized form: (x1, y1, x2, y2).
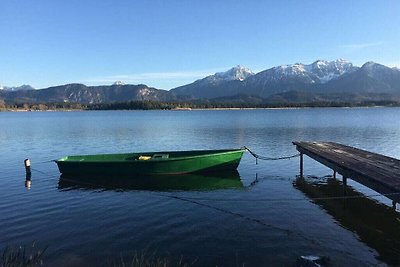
(111, 251, 194, 267)
(0, 243, 46, 267)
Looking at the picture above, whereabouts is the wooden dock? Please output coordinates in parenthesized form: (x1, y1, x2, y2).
(293, 141, 400, 205)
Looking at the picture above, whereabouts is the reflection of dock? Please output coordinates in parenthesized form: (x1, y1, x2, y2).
(294, 177, 400, 266)
(293, 141, 400, 205)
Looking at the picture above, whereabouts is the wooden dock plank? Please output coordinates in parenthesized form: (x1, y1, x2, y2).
(293, 141, 400, 203)
(297, 143, 398, 182)
(297, 142, 400, 184)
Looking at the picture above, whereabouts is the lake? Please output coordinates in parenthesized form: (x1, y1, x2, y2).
(1, 108, 400, 266)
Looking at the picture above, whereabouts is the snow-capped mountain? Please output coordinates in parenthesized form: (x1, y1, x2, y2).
(252, 59, 356, 84)
(359, 61, 398, 80)
(113, 81, 125, 86)
(236, 59, 359, 96)
(0, 85, 35, 91)
(170, 65, 254, 98)
(310, 59, 356, 82)
(321, 61, 400, 94)
(171, 60, 400, 99)
(211, 65, 254, 82)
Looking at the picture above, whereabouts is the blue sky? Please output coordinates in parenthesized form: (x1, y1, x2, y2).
(1, 0, 399, 89)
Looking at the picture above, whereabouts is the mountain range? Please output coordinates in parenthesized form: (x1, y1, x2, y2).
(0, 85, 35, 92)
(171, 60, 400, 101)
(0, 83, 176, 104)
(1, 60, 400, 105)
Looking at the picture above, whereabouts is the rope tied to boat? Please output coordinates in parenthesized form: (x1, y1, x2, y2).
(34, 159, 57, 164)
(243, 146, 300, 164)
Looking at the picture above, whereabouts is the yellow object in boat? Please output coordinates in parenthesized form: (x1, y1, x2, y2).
(138, 156, 152, 160)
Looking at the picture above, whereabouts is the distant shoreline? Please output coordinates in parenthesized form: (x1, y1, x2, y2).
(0, 109, 83, 112)
(2, 98, 400, 112)
(1, 105, 397, 112)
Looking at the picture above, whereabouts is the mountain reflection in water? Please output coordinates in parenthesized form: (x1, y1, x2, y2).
(58, 170, 243, 192)
(294, 176, 400, 266)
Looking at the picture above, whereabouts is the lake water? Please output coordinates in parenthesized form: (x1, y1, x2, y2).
(1, 108, 400, 266)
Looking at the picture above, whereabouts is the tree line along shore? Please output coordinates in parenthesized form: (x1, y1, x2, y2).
(1, 100, 400, 111)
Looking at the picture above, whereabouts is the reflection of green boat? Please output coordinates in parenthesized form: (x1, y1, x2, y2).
(56, 148, 245, 175)
(58, 171, 243, 191)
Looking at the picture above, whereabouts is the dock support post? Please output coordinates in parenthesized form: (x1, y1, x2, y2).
(24, 159, 31, 176)
(342, 176, 347, 196)
(342, 176, 348, 209)
(300, 153, 304, 178)
(24, 159, 32, 189)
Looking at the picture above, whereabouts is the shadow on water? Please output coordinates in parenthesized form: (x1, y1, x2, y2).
(294, 176, 400, 266)
(58, 170, 243, 192)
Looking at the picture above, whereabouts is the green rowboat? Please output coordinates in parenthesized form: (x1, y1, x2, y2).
(55, 148, 245, 175)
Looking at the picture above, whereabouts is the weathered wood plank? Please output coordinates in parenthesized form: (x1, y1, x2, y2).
(294, 142, 400, 179)
(293, 141, 400, 203)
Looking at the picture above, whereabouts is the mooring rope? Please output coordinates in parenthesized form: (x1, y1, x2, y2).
(35, 159, 57, 164)
(166, 191, 400, 202)
(155, 192, 329, 247)
(30, 167, 58, 178)
(243, 146, 300, 164)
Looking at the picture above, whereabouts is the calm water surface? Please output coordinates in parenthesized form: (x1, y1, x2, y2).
(1, 108, 400, 266)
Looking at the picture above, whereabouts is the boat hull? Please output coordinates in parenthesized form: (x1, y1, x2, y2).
(56, 149, 244, 175)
